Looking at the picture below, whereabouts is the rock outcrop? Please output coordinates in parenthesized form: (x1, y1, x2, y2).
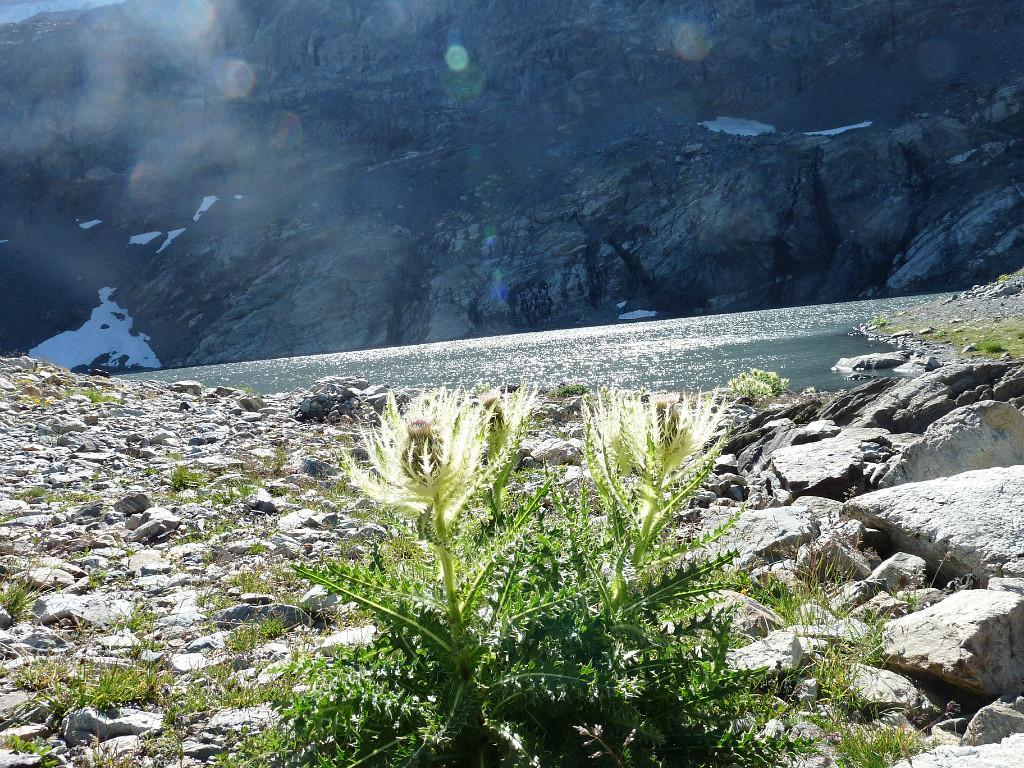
(882, 590, 1024, 696)
(845, 466, 1024, 584)
(891, 734, 1024, 768)
(880, 401, 1024, 486)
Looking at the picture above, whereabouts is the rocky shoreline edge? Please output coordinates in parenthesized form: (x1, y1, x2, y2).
(3, 354, 1024, 767)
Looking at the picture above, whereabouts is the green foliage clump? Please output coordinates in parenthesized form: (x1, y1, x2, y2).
(978, 340, 1006, 355)
(170, 465, 207, 491)
(0, 578, 39, 623)
(284, 388, 798, 767)
(870, 315, 891, 328)
(551, 383, 590, 397)
(997, 273, 1011, 284)
(16, 661, 169, 720)
(70, 387, 119, 404)
(727, 369, 790, 402)
(1, 735, 58, 767)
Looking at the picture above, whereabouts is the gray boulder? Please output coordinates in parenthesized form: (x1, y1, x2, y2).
(846, 466, 1024, 584)
(880, 401, 1024, 487)
(869, 552, 928, 593)
(704, 506, 816, 566)
(33, 594, 133, 627)
(883, 590, 1024, 696)
(832, 352, 908, 371)
(768, 427, 894, 499)
(848, 664, 934, 716)
(728, 630, 804, 673)
(890, 734, 1024, 768)
(61, 707, 163, 745)
(212, 603, 311, 629)
(964, 697, 1024, 747)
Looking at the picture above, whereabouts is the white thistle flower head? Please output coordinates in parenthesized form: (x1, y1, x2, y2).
(586, 389, 722, 481)
(479, 386, 537, 463)
(345, 389, 487, 537)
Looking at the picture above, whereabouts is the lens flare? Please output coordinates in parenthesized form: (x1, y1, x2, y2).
(272, 112, 304, 149)
(216, 58, 256, 100)
(445, 45, 470, 72)
(668, 20, 713, 62)
(489, 268, 509, 303)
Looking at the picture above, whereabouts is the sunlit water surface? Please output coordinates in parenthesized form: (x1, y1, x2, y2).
(124, 295, 942, 394)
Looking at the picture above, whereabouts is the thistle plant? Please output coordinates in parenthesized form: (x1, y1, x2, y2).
(287, 387, 797, 767)
(584, 390, 725, 606)
(339, 387, 535, 625)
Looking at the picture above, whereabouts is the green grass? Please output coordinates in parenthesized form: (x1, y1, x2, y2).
(112, 606, 158, 635)
(15, 660, 170, 720)
(977, 339, 1007, 355)
(226, 618, 288, 654)
(1, 735, 59, 767)
(170, 465, 208, 492)
(883, 317, 1024, 359)
(0, 578, 40, 623)
(823, 723, 922, 768)
(69, 387, 120, 404)
(225, 566, 308, 602)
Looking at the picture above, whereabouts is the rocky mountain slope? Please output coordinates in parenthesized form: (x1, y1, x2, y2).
(2, 0, 1024, 369)
(5, 357, 1024, 765)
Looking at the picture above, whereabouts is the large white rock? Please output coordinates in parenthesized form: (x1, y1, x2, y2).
(848, 664, 933, 716)
(846, 466, 1024, 584)
(33, 594, 133, 627)
(705, 506, 816, 566)
(890, 734, 1024, 767)
(728, 630, 804, 672)
(61, 707, 162, 745)
(964, 697, 1024, 746)
(769, 428, 894, 499)
(881, 401, 1024, 487)
(882, 590, 1024, 696)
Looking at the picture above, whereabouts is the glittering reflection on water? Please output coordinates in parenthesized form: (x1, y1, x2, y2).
(124, 295, 943, 394)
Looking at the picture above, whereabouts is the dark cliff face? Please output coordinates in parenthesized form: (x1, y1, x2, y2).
(1, 0, 1024, 368)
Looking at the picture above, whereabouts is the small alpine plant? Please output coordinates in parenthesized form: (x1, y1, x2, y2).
(286, 387, 798, 767)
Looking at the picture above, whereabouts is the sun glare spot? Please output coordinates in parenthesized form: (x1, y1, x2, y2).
(445, 45, 470, 72)
(272, 112, 304, 149)
(216, 58, 256, 100)
(668, 20, 713, 62)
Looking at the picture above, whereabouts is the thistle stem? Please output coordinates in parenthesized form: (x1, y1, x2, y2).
(438, 545, 462, 628)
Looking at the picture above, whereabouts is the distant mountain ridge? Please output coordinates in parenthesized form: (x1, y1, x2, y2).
(1, 0, 1023, 370)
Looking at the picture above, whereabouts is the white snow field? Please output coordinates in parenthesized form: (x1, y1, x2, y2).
(29, 287, 161, 370)
(805, 121, 873, 137)
(78, 219, 103, 230)
(0, 1, 124, 24)
(699, 117, 776, 136)
(156, 228, 186, 254)
(193, 195, 219, 222)
(618, 310, 658, 321)
(129, 231, 162, 246)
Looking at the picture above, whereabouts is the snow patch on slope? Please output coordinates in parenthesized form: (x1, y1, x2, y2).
(78, 219, 103, 230)
(129, 231, 162, 246)
(0, 1, 124, 24)
(699, 117, 775, 137)
(618, 310, 658, 321)
(805, 121, 873, 137)
(156, 228, 186, 254)
(193, 195, 218, 222)
(29, 287, 161, 370)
